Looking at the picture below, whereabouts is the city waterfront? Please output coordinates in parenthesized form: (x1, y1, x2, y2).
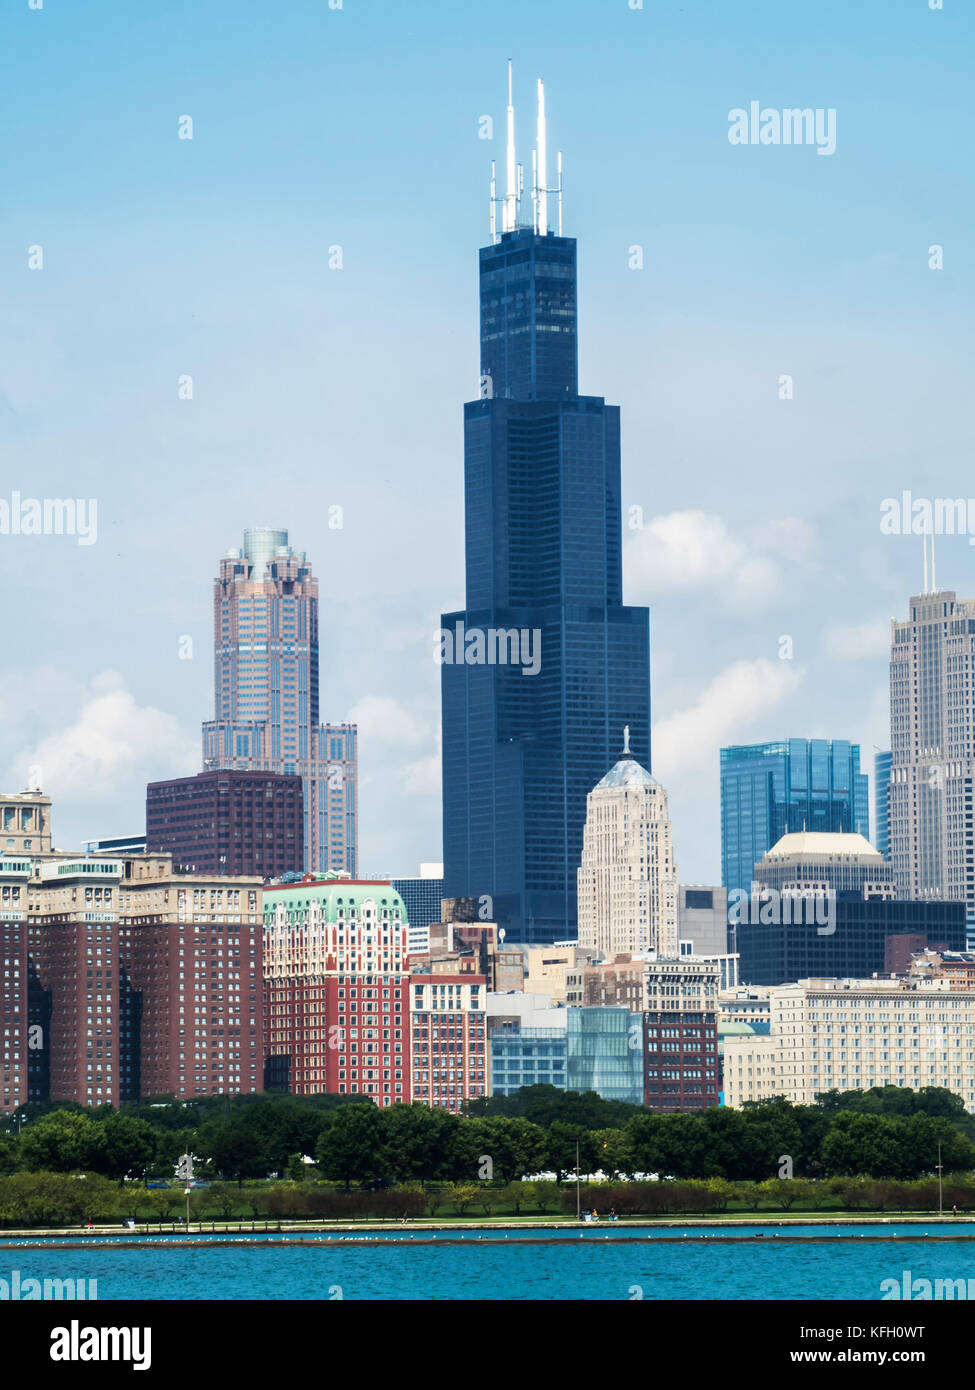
(3, 1226, 974, 1300)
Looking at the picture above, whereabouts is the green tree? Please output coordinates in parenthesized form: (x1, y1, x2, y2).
(653, 1113, 713, 1179)
(545, 1122, 599, 1183)
(756, 1178, 803, 1211)
(821, 1113, 912, 1179)
(451, 1183, 479, 1215)
(92, 1113, 156, 1184)
(378, 1102, 459, 1183)
(208, 1183, 240, 1219)
(18, 1111, 102, 1173)
(624, 1113, 666, 1177)
(465, 1085, 641, 1131)
(593, 1128, 631, 1180)
(0, 1134, 18, 1176)
(315, 1103, 388, 1188)
(285, 1153, 308, 1183)
(476, 1117, 547, 1184)
(200, 1123, 267, 1188)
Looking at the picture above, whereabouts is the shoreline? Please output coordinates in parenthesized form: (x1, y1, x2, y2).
(1, 1214, 974, 1246)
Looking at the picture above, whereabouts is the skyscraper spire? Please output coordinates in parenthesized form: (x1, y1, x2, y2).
(536, 77, 547, 235)
(489, 64, 562, 241)
(504, 59, 517, 234)
(923, 533, 929, 595)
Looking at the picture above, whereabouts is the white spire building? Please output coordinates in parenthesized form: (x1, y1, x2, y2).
(577, 728, 680, 958)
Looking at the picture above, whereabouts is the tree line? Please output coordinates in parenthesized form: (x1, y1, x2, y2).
(3, 1172, 975, 1229)
(1, 1086, 972, 1187)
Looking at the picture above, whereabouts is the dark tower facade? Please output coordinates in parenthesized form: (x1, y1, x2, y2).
(441, 74, 651, 944)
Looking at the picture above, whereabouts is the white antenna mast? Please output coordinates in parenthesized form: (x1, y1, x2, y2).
(557, 150, 563, 235)
(504, 60, 517, 234)
(537, 78, 548, 235)
(531, 148, 538, 233)
(923, 533, 929, 595)
(931, 530, 937, 592)
(490, 159, 497, 244)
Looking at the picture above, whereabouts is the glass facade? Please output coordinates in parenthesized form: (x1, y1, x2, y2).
(874, 751, 892, 859)
(442, 226, 652, 944)
(733, 897, 966, 987)
(720, 740, 870, 896)
(391, 876, 443, 935)
(565, 1007, 644, 1106)
(490, 1025, 567, 1095)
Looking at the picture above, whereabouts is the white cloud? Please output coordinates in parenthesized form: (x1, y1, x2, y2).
(821, 616, 891, 662)
(625, 509, 815, 609)
(9, 669, 197, 804)
(346, 694, 430, 749)
(348, 695, 440, 802)
(404, 746, 441, 797)
(652, 657, 802, 778)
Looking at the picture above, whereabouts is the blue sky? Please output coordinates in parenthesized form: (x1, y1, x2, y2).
(1, 0, 972, 883)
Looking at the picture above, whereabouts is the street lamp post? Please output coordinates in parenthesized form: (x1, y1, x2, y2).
(177, 1151, 194, 1235)
(575, 1140, 580, 1221)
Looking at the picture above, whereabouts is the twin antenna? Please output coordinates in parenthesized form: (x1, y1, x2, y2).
(489, 60, 563, 244)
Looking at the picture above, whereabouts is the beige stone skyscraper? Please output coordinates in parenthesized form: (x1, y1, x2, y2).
(577, 730, 679, 957)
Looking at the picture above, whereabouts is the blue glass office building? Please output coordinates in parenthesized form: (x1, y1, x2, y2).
(720, 739, 870, 896)
(490, 1027, 567, 1096)
(441, 203, 651, 944)
(874, 750, 892, 860)
(566, 1007, 644, 1106)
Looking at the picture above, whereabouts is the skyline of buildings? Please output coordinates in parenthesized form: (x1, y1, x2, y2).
(6, 789, 975, 1117)
(4, 56, 974, 1125)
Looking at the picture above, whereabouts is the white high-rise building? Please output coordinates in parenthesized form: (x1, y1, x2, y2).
(577, 730, 679, 958)
(889, 585, 975, 910)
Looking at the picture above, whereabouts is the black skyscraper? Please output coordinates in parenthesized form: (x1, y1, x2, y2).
(441, 70, 652, 944)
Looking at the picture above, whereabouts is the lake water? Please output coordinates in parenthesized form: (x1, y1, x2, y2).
(4, 1226, 975, 1299)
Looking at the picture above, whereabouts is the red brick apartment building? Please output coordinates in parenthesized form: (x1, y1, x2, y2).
(5, 849, 263, 1107)
(409, 972, 487, 1111)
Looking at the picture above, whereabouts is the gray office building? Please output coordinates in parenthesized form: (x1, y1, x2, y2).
(890, 588, 975, 912)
